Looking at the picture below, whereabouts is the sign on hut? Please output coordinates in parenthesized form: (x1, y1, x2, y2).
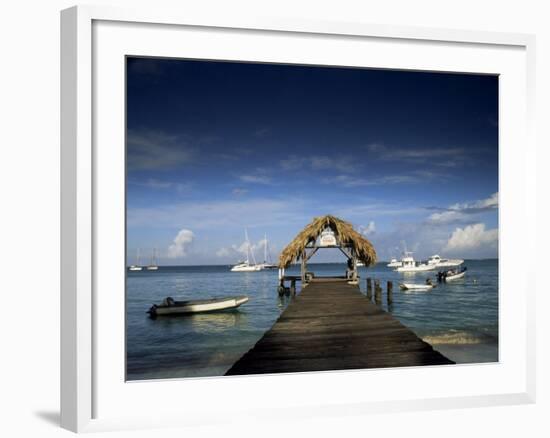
(277, 215, 377, 292)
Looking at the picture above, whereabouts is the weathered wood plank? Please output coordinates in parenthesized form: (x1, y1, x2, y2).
(225, 278, 453, 375)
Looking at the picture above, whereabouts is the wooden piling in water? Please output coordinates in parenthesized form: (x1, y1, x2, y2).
(366, 278, 372, 300)
(374, 279, 382, 305)
(387, 281, 393, 305)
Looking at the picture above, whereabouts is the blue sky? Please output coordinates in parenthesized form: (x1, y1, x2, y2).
(126, 57, 498, 266)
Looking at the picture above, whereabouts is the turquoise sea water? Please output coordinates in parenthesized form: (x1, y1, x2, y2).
(126, 260, 498, 380)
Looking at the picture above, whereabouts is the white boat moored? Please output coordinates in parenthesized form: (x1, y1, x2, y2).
(231, 262, 261, 272)
(438, 267, 467, 282)
(395, 252, 433, 273)
(387, 257, 402, 268)
(446, 271, 466, 281)
(399, 283, 435, 290)
(129, 248, 143, 271)
(427, 254, 464, 268)
(148, 295, 249, 316)
(231, 228, 261, 271)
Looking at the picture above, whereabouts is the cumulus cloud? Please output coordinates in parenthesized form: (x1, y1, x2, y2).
(231, 237, 267, 256)
(359, 221, 376, 236)
(444, 223, 498, 252)
(215, 247, 231, 257)
(167, 229, 194, 258)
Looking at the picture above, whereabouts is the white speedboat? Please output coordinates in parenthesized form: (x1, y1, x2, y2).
(387, 257, 402, 268)
(147, 296, 249, 316)
(399, 283, 434, 290)
(446, 271, 466, 281)
(427, 254, 464, 268)
(231, 228, 261, 272)
(395, 252, 433, 272)
(438, 267, 467, 282)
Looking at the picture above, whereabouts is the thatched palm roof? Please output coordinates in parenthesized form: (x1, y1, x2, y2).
(278, 215, 377, 268)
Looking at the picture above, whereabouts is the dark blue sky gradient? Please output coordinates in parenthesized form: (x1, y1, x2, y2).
(126, 57, 498, 265)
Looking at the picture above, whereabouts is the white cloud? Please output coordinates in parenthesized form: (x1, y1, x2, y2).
(127, 130, 195, 170)
(167, 229, 194, 258)
(444, 223, 498, 252)
(232, 237, 267, 256)
(359, 221, 376, 236)
(367, 142, 467, 166)
(325, 171, 443, 187)
(239, 174, 271, 184)
(130, 178, 192, 193)
(217, 236, 272, 261)
(127, 199, 308, 231)
(231, 188, 249, 196)
(215, 247, 231, 257)
(280, 155, 358, 173)
(428, 193, 498, 224)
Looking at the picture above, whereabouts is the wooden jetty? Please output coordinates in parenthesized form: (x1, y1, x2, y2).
(226, 278, 453, 375)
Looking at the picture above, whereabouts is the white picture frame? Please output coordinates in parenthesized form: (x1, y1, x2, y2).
(61, 5, 536, 433)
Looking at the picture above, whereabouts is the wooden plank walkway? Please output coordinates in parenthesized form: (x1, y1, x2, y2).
(226, 278, 453, 375)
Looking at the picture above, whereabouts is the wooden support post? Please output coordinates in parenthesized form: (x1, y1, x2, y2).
(387, 281, 393, 305)
(374, 279, 382, 305)
(366, 278, 372, 300)
(290, 278, 296, 295)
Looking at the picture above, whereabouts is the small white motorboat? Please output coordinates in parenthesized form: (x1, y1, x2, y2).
(148, 296, 249, 316)
(437, 267, 467, 282)
(399, 283, 435, 291)
(446, 271, 465, 281)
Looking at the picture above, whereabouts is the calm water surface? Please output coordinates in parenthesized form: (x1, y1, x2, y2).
(127, 260, 498, 380)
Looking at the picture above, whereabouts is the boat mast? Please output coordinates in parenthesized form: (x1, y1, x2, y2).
(264, 233, 267, 263)
(245, 228, 257, 265)
(250, 230, 257, 265)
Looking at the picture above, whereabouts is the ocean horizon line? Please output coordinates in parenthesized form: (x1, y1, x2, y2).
(127, 258, 499, 268)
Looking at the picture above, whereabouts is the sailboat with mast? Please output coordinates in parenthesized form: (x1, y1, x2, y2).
(146, 248, 159, 271)
(128, 248, 143, 271)
(259, 233, 277, 269)
(231, 229, 261, 272)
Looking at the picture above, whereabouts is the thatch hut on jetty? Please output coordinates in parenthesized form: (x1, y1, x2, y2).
(278, 215, 377, 291)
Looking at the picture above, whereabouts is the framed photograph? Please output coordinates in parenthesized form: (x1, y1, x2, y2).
(61, 5, 536, 432)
